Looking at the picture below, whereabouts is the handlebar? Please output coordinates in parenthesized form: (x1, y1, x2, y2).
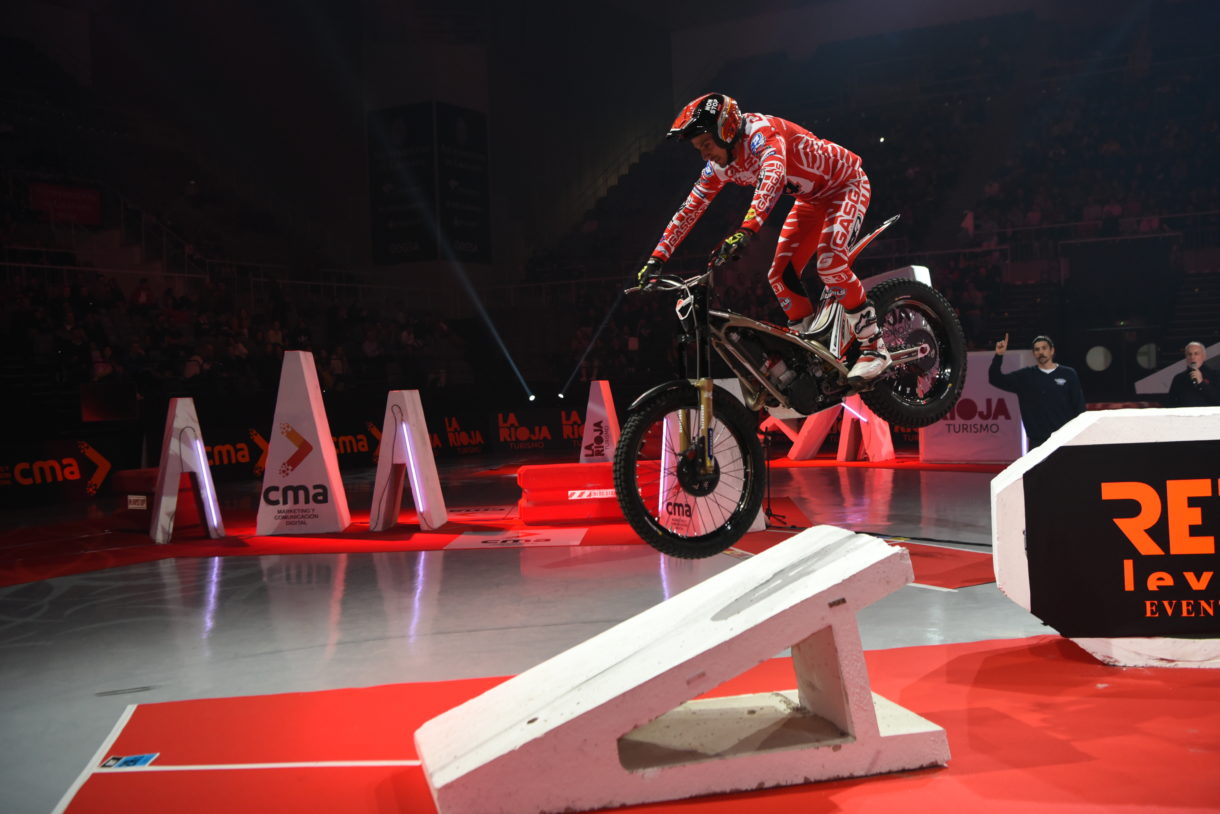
(624, 270, 711, 296)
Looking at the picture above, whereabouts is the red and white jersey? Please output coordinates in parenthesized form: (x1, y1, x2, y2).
(651, 112, 863, 261)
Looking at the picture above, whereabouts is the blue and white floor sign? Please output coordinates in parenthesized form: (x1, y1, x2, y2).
(101, 753, 158, 768)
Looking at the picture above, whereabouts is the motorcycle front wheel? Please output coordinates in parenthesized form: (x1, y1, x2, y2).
(613, 385, 765, 559)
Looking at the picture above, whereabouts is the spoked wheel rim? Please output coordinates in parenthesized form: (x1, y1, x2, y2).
(629, 408, 753, 541)
(879, 294, 957, 408)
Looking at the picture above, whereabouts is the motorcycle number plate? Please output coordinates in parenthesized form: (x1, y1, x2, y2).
(675, 296, 694, 320)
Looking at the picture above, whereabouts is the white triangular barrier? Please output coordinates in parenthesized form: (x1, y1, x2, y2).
(369, 390, 448, 531)
(256, 351, 351, 535)
(766, 404, 838, 460)
(837, 395, 894, 462)
(657, 386, 765, 534)
(763, 397, 893, 463)
(713, 378, 765, 531)
(150, 397, 225, 544)
(658, 411, 704, 536)
(579, 380, 619, 463)
(416, 526, 949, 813)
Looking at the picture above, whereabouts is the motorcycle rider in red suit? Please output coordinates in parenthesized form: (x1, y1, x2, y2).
(639, 93, 888, 383)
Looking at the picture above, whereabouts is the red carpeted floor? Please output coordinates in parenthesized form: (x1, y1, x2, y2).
(0, 498, 992, 589)
(58, 635, 1220, 814)
(0, 509, 645, 586)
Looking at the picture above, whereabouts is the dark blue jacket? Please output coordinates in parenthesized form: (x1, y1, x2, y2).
(988, 355, 1086, 447)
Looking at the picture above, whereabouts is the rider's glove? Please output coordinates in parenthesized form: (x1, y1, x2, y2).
(712, 229, 752, 266)
(638, 257, 664, 287)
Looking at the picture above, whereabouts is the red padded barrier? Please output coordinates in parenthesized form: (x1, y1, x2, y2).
(517, 461, 671, 525)
(517, 462, 613, 490)
(517, 462, 618, 525)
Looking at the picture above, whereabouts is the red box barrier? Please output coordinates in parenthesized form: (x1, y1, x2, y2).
(517, 462, 621, 525)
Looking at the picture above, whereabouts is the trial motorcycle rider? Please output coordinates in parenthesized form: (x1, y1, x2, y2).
(639, 93, 888, 383)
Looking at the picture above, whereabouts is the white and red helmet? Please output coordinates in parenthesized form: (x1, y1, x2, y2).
(667, 93, 743, 149)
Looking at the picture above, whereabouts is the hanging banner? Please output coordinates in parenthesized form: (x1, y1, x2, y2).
(368, 102, 491, 265)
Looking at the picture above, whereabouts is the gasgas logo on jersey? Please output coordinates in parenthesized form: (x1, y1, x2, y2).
(497, 412, 552, 450)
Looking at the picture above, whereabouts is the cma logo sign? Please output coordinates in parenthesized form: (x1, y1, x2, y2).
(263, 484, 331, 505)
(665, 501, 693, 518)
(1102, 479, 1215, 597)
(262, 421, 328, 506)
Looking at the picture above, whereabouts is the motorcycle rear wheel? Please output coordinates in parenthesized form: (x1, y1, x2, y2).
(613, 385, 765, 559)
(860, 278, 967, 427)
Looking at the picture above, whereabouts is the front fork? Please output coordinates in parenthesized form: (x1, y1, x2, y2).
(676, 279, 717, 475)
(676, 377, 715, 473)
(697, 377, 714, 470)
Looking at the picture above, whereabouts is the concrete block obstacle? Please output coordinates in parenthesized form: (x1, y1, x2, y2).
(993, 406, 1220, 667)
(415, 526, 949, 813)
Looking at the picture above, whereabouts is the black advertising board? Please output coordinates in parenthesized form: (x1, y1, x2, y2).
(434, 102, 491, 264)
(368, 103, 439, 264)
(368, 102, 492, 265)
(0, 438, 126, 507)
(1024, 441, 1220, 637)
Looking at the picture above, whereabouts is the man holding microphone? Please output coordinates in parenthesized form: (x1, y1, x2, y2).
(1169, 341, 1220, 407)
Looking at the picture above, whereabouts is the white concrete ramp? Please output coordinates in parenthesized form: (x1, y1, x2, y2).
(415, 526, 949, 814)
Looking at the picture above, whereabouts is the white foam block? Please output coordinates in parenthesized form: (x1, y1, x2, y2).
(992, 406, 1220, 667)
(579, 380, 620, 463)
(256, 351, 351, 535)
(150, 397, 225, 543)
(837, 395, 894, 462)
(416, 525, 949, 813)
(369, 390, 448, 531)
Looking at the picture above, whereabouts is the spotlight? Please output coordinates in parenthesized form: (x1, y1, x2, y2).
(841, 400, 868, 424)
(529, 394, 536, 402)
(560, 290, 626, 401)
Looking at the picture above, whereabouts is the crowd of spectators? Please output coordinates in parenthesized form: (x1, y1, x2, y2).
(4, 3, 1220, 417)
(963, 62, 1220, 249)
(0, 270, 467, 403)
(525, 5, 1219, 373)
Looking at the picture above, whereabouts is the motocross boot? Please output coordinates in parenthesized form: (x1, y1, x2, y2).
(845, 300, 890, 384)
(787, 314, 815, 334)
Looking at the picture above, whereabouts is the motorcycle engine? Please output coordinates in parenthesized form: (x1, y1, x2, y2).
(781, 368, 824, 415)
(731, 332, 827, 415)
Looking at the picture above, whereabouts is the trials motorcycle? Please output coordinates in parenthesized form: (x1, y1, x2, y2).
(612, 215, 966, 558)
